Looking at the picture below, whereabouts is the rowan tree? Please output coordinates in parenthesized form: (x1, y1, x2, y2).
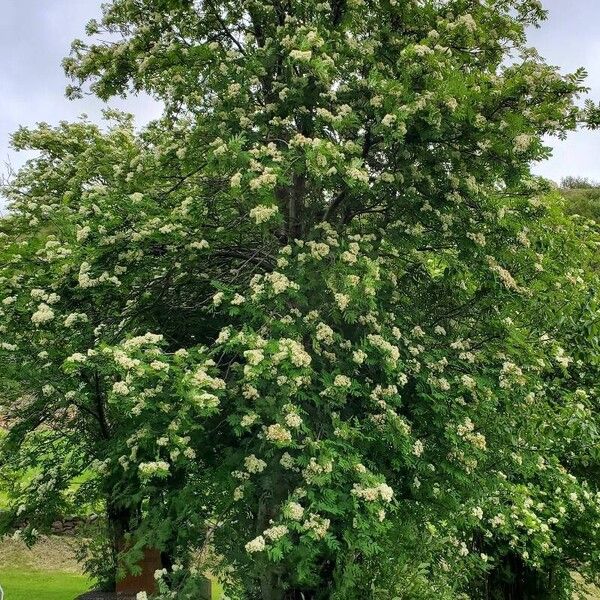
(2, 1, 600, 599)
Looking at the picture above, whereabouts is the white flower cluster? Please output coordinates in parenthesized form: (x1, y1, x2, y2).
(284, 411, 303, 429)
(264, 525, 288, 541)
(285, 502, 305, 521)
(265, 271, 299, 295)
(352, 349, 367, 364)
(457, 418, 487, 450)
(113, 350, 141, 370)
(112, 381, 130, 395)
(302, 513, 330, 539)
(245, 535, 266, 553)
(289, 49, 312, 62)
(122, 333, 163, 350)
(244, 349, 264, 366)
(334, 293, 349, 310)
(487, 257, 521, 292)
(513, 134, 532, 152)
(244, 454, 267, 474)
(367, 334, 400, 363)
(316, 322, 334, 344)
(138, 460, 170, 480)
(249, 204, 279, 224)
(273, 338, 312, 368)
(499, 361, 525, 388)
(63, 312, 88, 327)
(306, 241, 330, 260)
(303, 457, 333, 483)
(412, 440, 424, 457)
(352, 482, 394, 503)
(241, 412, 259, 428)
(265, 423, 292, 444)
(249, 169, 277, 190)
(31, 303, 55, 325)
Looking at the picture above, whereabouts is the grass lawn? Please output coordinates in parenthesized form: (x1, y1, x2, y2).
(0, 570, 90, 600)
(0, 536, 92, 600)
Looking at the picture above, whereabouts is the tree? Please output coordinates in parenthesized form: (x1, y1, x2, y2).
(560, 176, 599, 189)
(2, 1, 600, 598)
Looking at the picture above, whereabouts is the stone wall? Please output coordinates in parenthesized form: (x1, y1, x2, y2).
(48, 514, 100, 535)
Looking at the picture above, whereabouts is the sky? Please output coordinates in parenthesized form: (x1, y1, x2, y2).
(0, 0, 599, 187)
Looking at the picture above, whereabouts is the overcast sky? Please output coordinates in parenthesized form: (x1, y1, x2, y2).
(0, 0, 599, 186)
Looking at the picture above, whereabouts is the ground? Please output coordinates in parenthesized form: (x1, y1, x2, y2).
(0, 535, 90, 600)
(0, 534, 597, 599)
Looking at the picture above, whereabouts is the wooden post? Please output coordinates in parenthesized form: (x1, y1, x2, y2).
(116, 547, 162, 597)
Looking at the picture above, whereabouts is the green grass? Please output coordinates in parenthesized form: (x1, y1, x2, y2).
(0, 535, 92, 600)
(0, 569, 90, 600)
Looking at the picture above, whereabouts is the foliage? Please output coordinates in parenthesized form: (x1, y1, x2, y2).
(2, 1, 600, 599)
(561, 186, 600, 222)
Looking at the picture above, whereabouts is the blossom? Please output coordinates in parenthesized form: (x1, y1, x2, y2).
(303, 457, 333, 483)
(244, 454, 267, 474)
(189, 390, 220, 410)
(250, 204, 279, 224)
(31, 303, 55, 325)
(352, 349, 367, 364)
(307, 241, 330, 260)
(112, 381, 130, 395)
(412, 440, 424, 457)
(280, 453, 295, 469)
(241, 413, 259, 428)
(302, 513, 330, 539)
(76, 225, 91, 242)
(278, 338, 312, 367)
(316, 322, 334, 344)
(245, 535, 266, 553)
(64, 312, 88, 327)
(285, 502, 305, 520)
(367, 334, 400, 363)
(265, 423, 292, 444)
(230, 172, 242, 187)
(265, 272, 297, 294)
(139, 461, 170, 480)
(290, 49, 312, 62)
(212, 291, 225, 306)
(244, 349, 265, 366)
(333, 375, 351, 388)
(189, 239, 209, 250)
(249, 171, 277, 190)
(487, 257, 522, 292)
(216, 327, 231, 344)
(352, 483, 394, 503)
(514, 134, 532, 152)
(285, 412, 303, 428)
(461, 375, 476, 390)
(381, 114, 396, 127)
(264, 525, 288, 541)
(457, 13, 477, 32)
(334, 293, 350, 310)
(347, 166, 369, 184)
(472, 506, 483, 520)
